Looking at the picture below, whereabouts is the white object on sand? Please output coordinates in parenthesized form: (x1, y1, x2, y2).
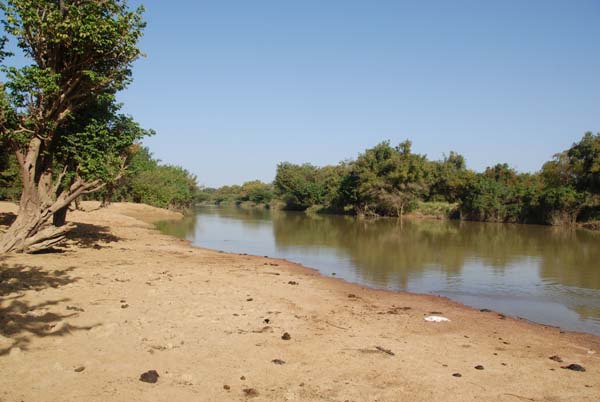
(424, 315, 450, 322)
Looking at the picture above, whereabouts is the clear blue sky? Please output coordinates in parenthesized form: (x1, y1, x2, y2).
(119, 0, 599, 188)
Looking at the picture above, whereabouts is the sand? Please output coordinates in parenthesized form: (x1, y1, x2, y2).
(0, 201, 599, 402)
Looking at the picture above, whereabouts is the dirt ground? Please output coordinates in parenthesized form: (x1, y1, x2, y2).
(0, 201, 599, 402)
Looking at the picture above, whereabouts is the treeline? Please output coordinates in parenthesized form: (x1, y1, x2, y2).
(0, 143, 200, 211)
(199, 180, 275, 207)
(204, 132, 600, 226)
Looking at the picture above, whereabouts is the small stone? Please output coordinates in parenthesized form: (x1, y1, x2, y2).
(74, 366, 85, 373)
(348, 294, 357, 298)
(223, 384, 231, 390)
(246, 298, 253, 302)
(474, 365, 484, 370)
(243, 388, 259, 397)
(480, 308, 492, 312)
(139, 370, 159, 383)
(452, 373, 462, 377)
(549, 355, 563, 363)
(121, 304, 129, 309)
(281, 332, 291, 341)
(9, 347, 22, 358)
(561, 364, 586, 372)
(240, 376, 246, 380)
(272, 359, 286, 365)
(375, 346, 395, 356)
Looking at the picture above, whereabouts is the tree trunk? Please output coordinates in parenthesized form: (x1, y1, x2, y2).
(0, 196, 74, 254)
(0, 138, 103, 254)
(100, 185, 114, 208)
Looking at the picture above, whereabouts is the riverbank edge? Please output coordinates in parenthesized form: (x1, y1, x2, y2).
(1, 200, 597, 340)
(196, 201, 600, 232)
(145, 203, 600, 341)
(2, 200, 600, 401)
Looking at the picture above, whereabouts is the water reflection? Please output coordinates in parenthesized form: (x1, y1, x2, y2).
(157, 206, 600, 335)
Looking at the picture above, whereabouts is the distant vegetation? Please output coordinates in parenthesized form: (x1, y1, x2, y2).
(96, 145, 201, 210)
(3, 131, 599, 229)
(199, 132, 600, 227)
(199, 180, 275, 208)
(1, 141, 200, 211)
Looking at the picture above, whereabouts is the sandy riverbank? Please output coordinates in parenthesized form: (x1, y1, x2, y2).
(0, 201, 599, 402)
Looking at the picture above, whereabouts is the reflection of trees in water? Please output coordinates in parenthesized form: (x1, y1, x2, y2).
(156, 206, 275, 239)
(198, 206, 272, 230)
(155, 214, 198, 239)
(572, 304, 600, 323)
(536, 228, 600, 290)
(271, 213, 600, 291)
(163, 207, 600, 328)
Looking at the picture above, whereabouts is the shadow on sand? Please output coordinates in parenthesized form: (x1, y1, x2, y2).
(0, 212, 16, 228)
(0, 210, 121, 252)
(66, 222, 121, 249)
(0, 263, 97, 356)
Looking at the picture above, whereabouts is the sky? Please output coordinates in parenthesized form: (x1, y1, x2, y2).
(114, 1, 599, 187)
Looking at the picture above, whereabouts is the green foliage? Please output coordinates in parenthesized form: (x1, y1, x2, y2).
(542, 132, 600, 195)
(536, 132, 600, 224)
(539, 186, 585, 225)
(0, 141, 20, 200)
(338, 141, 432, 216)
(274, 162, 331, 210)
(199, 132, 600, 228)
(55, 100, 152, 184)
(195, 187, 216, 204)
(239, 180, 274, 204)
(413, 201, 459, 219)
(428, 152, 471, 203)
(0, 0, 146, 141)
(98, 145, 199, 210)
(267, 133, 600, 226)
(0, 0, 149, 213)
(129, 164, 198, 210)
(207, 181, 274, 207)
(211, 185, 242, 205)
(568, 132, 600, 194)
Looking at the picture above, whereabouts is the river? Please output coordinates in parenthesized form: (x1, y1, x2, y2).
(156, 205, 600, 335)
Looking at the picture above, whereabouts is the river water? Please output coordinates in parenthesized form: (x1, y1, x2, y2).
(156, 205, 600, 335)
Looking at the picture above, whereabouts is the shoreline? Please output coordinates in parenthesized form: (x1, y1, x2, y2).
(1, 201, 599, 401)
(198, 202, 600, 233)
